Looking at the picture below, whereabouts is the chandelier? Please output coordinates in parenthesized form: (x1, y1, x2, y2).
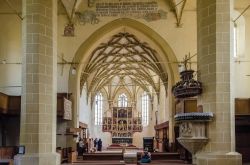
(172, 54, 202, 98)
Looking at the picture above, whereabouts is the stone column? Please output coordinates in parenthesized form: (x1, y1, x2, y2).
(14, 0, 60, 164)
(196, 0, 241, 164)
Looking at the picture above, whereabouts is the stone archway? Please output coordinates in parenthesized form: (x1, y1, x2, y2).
(68, 18, 179, 145)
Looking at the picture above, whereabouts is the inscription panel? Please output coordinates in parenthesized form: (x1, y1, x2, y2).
(76, 0, 167, 25)
(96, 1, 158, 17)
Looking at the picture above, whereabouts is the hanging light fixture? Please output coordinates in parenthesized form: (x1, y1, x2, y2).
(172, 54, 202, 98)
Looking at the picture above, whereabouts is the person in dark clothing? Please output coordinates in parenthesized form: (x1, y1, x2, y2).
(164, 139, 169, 152)
(140, 148, 151, 163)
(94, 138, 98, 150)
(78, 138, 84, 156)
(97, 139, 102, 151)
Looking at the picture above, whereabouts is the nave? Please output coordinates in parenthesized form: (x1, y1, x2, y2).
(1, 0, 250, 165)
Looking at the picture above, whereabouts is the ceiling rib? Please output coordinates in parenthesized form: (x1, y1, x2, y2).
(80, 32, 168, 102)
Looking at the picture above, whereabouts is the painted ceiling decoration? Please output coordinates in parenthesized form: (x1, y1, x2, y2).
(167, 0, 187, 27)
(80, 32, 168, 103)
(61, 0, 77, 22)
(60, 0, 79, 36)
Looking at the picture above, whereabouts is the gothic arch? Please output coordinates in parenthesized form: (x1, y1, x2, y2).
(68, 18, 179, 143)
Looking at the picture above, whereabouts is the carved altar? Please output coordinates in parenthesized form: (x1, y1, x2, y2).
(102, 107, 142, 144)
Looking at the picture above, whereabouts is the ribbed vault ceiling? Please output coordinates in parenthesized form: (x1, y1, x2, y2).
(80, 32, 168, 97)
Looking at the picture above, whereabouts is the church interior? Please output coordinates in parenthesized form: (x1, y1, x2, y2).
(0, 0, 250, 165)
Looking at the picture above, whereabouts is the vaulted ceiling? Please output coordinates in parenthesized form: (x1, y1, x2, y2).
(80, 32, 168, 99)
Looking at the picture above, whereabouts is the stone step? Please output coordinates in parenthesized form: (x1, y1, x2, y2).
(81, 152, 180, 161)
(65, 159, 188, 165)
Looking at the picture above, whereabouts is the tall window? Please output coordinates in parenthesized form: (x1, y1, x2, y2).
(118, 93, 128, 107)
(232, 11, 246, 58)
(141, 92, 149, 126)
(95, 92, 103, 125)
(233, 23, 237, 58)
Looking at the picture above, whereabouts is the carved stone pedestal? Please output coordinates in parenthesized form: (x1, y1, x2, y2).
(175, 112, 213, 164)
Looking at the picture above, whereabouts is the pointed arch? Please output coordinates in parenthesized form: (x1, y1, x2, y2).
(69, 18, 179, 94)
(69, 18, 179, 144)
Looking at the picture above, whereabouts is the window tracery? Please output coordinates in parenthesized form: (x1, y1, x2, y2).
(95, 92, 103, 125)
(118, 93, 128, 107)
(141, 92, 149, 126)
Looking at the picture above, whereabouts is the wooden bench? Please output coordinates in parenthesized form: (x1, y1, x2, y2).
(0, 146, 17, 165)
(0, 159, 13, 165)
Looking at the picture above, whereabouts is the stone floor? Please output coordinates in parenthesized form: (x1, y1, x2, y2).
(61, 149, 249, 165)
(62, 160, 250, 165)
(62, 160, 188, 165)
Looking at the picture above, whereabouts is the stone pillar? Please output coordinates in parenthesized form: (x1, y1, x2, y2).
(196, 0, 241, 164)
(14, 0, 60, 164)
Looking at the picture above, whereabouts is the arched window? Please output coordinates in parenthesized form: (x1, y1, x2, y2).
(233, 23, 237, 58)
(141, 92, 149, 126)
(118, 93, 128, 107)
(233, 10, 245, 58)
(95, 92, 103, 125)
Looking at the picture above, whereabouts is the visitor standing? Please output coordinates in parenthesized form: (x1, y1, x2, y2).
(78, 138, 84, 156)
(97, 138, 102, 151)
(94, 138, 98, 150)
(88, 138, 92, 153)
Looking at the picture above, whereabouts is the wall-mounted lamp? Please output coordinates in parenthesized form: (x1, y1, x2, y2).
(71, 67, 76, 75)
(1, 60, 6, 64)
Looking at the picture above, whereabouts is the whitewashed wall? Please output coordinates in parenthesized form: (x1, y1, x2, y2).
(79, 87, 112, 149)
(233, 13, 250, 98)
(158, 84, 168, 124)
(132, 89, 156, 148)
(79, 86, 92, 126)
(0, 15, 22, 95)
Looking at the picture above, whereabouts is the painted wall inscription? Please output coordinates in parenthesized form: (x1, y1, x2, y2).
(76, 1, 167, 24)
(96, 2, 157, 16)
(95, 1, 167, 21)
